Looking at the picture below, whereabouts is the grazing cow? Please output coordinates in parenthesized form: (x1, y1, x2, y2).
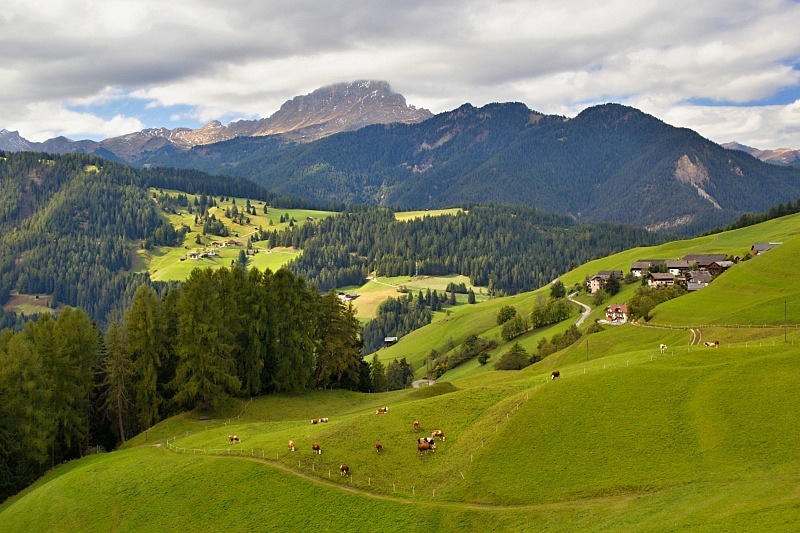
(228, 435, 240, 444)
(340, 464, 349, 476)
(312, 443, 321, 454)
(288, 440, 295, 452)
(320, 417, 329, 423)
(660, 344, 667, 354)
(704, 340, 720, 348)
(375, 441, 383, 454)
(413, 419, 420, 432)
(375, 407, 389, 414)
(551, 370, 561, 380)
(418, 440, 433, 456)
(430, 429, 445, 441)
(417, 436, 436, 448)
(311, 418, 319, 424)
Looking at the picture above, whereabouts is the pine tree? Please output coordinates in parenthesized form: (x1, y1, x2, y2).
(369, 353, 387, 392)
(100, 319, 134, 443)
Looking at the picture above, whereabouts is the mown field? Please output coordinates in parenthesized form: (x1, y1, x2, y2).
(2, 214, 800, 531)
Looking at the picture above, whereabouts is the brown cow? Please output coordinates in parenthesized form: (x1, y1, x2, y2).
(375, 441, 383, 454)
(311, 418, 319, 424)
(413, 419, 420, 432)
(375, 407, 389, 414)
(430, 429, 445, 441)
(418, 440, 433, 456)
(288, 440, 295, 452)
(312, 443, 321, 454)
(551, 370, 561, 380)
(340, 464, 350, 476)
(417, 436, 436, 449)
(228, 435, 240, 444)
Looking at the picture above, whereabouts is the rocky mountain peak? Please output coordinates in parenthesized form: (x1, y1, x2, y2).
(246, 80, 432, 140)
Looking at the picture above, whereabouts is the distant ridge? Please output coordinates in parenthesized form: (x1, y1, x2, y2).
(0, 81, 432, 162)
(722, 141, 800, 168)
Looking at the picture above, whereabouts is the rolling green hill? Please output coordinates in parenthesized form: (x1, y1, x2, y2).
(2, 215, 800, 531)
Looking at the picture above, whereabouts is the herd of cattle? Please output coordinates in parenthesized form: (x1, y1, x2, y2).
(226, 369, 574, 478)
(226, 406, 450, 477)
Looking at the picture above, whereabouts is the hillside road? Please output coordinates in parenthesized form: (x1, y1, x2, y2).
(568, 292, 592, 327)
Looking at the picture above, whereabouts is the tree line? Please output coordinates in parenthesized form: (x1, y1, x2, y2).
(0, 265, 368, 501)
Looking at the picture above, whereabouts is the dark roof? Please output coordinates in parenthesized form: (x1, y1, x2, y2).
(751, 242, 781, 253)
(683, 254, 727, 266)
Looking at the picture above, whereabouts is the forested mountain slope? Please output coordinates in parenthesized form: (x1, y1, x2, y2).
(0, 152, 279, 325)
(142, 102, 800, 235)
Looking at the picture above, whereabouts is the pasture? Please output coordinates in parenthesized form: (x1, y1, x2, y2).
(3, 333, 799, 531)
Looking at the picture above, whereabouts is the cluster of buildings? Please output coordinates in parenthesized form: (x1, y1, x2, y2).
(589, 242, 781, 325)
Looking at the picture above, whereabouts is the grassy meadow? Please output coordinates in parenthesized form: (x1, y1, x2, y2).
(3, 213, 800, 531)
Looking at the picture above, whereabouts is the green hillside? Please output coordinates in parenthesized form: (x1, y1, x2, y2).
(3, 215, 800, 531)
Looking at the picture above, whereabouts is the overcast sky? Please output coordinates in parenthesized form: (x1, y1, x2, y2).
(2, 0, 799, 148)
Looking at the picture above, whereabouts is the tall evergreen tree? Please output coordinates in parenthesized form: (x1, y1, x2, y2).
(126, 286, 165, 429)
(314, 291, 363, 389)
(172, 268, 241, 412)
(99, 319, 134, 444)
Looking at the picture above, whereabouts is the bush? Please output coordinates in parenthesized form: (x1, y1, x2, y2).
(496, 305, 517, 325)
(494, 343, 530, 370)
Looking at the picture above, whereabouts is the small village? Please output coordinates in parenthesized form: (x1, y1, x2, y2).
(589, 242, 781, 325)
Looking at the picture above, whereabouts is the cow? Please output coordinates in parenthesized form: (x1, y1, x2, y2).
(660, 344, 667, 354)
(320, 417, 329, 423)
(417, 436, 436, 448)
(288, 440, 295, 452)
(413, 419, 420, 432)
(704, 340, 719, 348)
(312, 443, 321, 454)
(375, 441, 383, 454)
(375, 407, 389, 414)
(340, 464, 350, 476)
(551, 370, 561, 380)
(311, 418, 319, 424)
(228, 435, 240, 444)
(418, 440, 433, 456)
(430, 429, 445, 441)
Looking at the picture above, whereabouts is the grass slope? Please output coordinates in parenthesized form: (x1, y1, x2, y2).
(3, 214, 800, 531)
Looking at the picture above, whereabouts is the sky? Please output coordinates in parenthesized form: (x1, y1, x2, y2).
(2, 0, 800, 149)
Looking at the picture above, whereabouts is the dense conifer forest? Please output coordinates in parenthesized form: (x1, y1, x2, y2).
(274, 204, 668, 295)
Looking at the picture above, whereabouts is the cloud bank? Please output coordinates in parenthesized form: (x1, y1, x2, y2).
(1, 0, 799, 148)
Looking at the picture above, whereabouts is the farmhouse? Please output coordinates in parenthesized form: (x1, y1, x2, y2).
(605, 303, 628, 324)
(630, 260, 666, 277)
(751, 242, 781, 255)
(648, 272, 676, 287)
(686, 270, 713, 291)
(706, 260, 734, 276)
(384, 337, 398, 347)
(587, 270, 623, 293)
(665, 260, 693, 276)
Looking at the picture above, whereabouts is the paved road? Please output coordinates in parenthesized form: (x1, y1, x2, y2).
(567, 292, 592, 327)
(412, 379, 435, 388)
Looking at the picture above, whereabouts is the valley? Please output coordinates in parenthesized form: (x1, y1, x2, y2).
(3, 211, 799, 531)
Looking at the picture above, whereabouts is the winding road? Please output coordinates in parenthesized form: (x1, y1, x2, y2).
(567, 292, 592, 327)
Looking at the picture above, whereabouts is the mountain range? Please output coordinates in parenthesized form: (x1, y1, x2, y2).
(3, 80, 800, 234)
(0, 81, 432, 162)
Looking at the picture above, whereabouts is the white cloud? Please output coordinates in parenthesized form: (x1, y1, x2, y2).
(1, 0, 800, 147)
